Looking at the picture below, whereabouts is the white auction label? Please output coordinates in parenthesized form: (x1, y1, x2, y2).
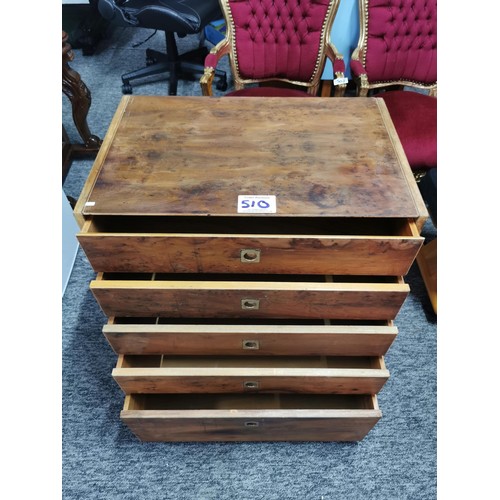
(237, 195, 277, 213)
(334, 77, 348, 86)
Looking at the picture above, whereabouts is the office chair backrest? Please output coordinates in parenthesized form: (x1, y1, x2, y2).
(98, 0, 220, 33)
(98, 0, 139, 27)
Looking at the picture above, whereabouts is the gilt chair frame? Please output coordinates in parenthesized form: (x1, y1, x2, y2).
(201, 0, 346, 97)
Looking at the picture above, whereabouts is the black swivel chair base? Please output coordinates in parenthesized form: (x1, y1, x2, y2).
(121, 32, 227, 95)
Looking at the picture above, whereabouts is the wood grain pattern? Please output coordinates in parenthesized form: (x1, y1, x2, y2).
(375, 98, 429, 230)
(77, 96, 425, 220)
(91, 278, 409, 320)
(71, 94, 426, 442)
(121, 394, 381, 442)
(103, 320, 398, 356)
(78, 220, 423, 276)
(73, 96, 129, 228)
(121, 414, 381, 442)
(112, 354, 389, 395)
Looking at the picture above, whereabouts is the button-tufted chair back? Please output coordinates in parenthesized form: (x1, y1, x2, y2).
(351, 0, 436, 95)
(230, 0, 334, 82)
(201, 0, 346, 96)
(364, 0, 436, 83)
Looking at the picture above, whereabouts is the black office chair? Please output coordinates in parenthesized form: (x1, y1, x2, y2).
(98, 0, 227, 95)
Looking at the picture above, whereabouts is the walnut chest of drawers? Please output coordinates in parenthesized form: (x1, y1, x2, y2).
(74, 95, 427, 442)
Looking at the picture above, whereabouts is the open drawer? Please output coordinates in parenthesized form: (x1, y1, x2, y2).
(90, 273, 409, 320)
(121, 393, 382, 442)
(113, 354, 389, 395)
(104, 317, 398, 356)
(78, 216, 423, 276)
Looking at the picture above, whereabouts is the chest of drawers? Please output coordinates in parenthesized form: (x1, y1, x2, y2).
(74, 95, 427, 442)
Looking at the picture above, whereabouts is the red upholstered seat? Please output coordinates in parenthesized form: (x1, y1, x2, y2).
(200, 0, 346, 97)
(376, 90, 436, 170)
(350, 0, 437, 175)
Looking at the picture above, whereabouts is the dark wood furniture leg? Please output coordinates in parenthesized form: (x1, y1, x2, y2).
(62, 31, 102, 183)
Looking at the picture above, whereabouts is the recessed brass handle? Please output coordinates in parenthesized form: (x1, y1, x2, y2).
(240, 249, 261, 263)
(244, 421, 259, 428)
(242, 340, 260, 350)
(243, 381, 259, 389)
(241, 298, 260, 310)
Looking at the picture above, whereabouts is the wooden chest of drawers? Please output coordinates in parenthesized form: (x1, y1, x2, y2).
(74, 95, 427, 442)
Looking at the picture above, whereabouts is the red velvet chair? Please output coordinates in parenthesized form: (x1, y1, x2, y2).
(350, 0, 437, 179)
(200, 0, 346, 97)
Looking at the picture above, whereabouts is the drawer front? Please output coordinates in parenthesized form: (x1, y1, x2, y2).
(112, 355, 389, 395)
(78, 218, 423, 276)
(121, 394, 381, 442)
(91, 276, 409, 320)
(103, 319, 398, 356)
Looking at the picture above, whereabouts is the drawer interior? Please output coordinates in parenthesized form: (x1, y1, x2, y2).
(86, 215, 416, 237)
(118, 355, 384, 369)
(100, 272, 402, 284)
(110, 317, 392, 326)
(125, 393, 377, 410)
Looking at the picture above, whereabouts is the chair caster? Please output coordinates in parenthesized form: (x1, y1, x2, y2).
(146, 56, 157, 66)
(216, 77, 228, 92)
(122, 83, 133, 94)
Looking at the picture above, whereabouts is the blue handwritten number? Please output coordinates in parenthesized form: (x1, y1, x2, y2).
(241, 199, 270, 209)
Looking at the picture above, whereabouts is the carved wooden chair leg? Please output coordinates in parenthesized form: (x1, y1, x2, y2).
(62, 30, 102, 182)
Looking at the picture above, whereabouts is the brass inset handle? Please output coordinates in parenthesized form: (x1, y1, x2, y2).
(240, 249, 261, 263)
(241, 298, 260, 310)
(242, 340, 260, 350)
(244, 421, 259, 428)
(243, 381, 259, 389)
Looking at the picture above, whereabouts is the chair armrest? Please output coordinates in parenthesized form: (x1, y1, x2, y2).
(326, 42, 346, 97)
(200, 38, 231, 96)
(350, 50, 369, 96)
(350, 58, 367, 78)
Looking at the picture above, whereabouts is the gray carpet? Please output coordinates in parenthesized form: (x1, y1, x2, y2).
(62, 24, 437, 500)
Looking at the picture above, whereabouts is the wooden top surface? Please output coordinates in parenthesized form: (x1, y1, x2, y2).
(80, 95, 423, 218)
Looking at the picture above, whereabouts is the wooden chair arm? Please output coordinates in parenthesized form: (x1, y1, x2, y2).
(200, 38, 231, 96)
(326, 42, 346, 97)
(349, 49, 370, 96)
